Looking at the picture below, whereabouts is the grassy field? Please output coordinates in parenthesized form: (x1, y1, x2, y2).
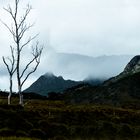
(0, 96, 140, 140)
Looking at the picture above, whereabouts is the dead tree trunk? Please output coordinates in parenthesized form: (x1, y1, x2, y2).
(8, 76, 12, 105)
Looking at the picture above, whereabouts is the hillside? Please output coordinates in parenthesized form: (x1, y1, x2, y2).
(59, 56, 140, 108)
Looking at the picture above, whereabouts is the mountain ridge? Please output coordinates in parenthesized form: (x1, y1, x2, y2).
(24, 73, 83, 96)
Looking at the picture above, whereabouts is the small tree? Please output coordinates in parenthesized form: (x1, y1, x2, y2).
(2, 46, 16, 105)
(2, 0, 43, 105)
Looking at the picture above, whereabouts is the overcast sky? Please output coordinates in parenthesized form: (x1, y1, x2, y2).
(0, 0, 140, 91)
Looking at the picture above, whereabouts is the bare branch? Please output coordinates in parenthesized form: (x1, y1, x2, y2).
(2, 45, 16, 76)
(21, 45, 42, 87)
(18, 4, 32, 30)
(19, 57, 36, 79)
(2, 57, 11, 74)
(3, 5, 15, 19)
(0, 19, 16, 38)
(20, 42, 43, 79)
(20, 34, 38, 52)
(21, 60, 39, 87)
(18, 23, 35, 41)
(10, 46, 17, 74)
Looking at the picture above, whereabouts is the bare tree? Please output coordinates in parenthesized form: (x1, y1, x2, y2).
(2, 46, 16, 105)
(2, 0, 43, 106)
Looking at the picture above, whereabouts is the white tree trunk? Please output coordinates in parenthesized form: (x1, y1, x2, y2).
(19, 94, 23, 106)
(18, 85, 24, 106)
(8, 94, 11, 105)
(8, 77, 12, 105)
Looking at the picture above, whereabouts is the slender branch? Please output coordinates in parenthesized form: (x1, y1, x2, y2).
(2, 57, 11, 74)
(21, 60, 39, 87)
(2, 46, 16, 76)
(18, 4, 32, 30)
(20, 43, 43, 79)
(3, 5, 15, 19)
(19, 57, 36, 79)
(0, 19, 16, 38)
(21, 57, 42, 88)
(20, 34, 38, 52)
(10, 46, 17, 74)
(18, 23, 34, 41)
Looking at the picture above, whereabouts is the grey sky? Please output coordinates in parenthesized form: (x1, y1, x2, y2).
(0, 0, 140, 90)
(33, 0, 140, 56)
(1, 0, 140, 56)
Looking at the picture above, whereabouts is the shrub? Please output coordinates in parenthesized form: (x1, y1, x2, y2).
(38, 120, 50, 129)
(69, 126, 76, 136)
(83, 125, 96, 137)
(0, 128, 15, 136)
(48, 123, 68, 137)
(119, 124, 134, 137)
(52, 135, 68, 140)
(15, 130, 28, 137)
(29, 129, 46, 139)
(5, 118, 33, 131)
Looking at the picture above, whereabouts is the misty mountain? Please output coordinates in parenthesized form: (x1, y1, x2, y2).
(45, 52, 133, 80)
(58, 55, 140, 107)
(24, 53, 133, 96)
(24, 72, 106, 96)
(24, 73, 82, 96)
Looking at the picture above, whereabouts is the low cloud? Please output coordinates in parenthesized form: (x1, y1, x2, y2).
(41, 49, 133, 81)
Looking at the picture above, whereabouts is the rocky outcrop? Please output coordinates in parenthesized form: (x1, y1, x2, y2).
(123, 55, 140, 74)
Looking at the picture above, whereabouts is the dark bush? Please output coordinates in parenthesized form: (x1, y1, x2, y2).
(29, 129, 47, 139)
(20, 120, 33, 131)
(48, 123, 68, 137)
(5, 117, 33, 131)
(119, 124, 134, 137)
(53, 135, 68, 140)
(38, 120, 50, 129)
(135, 127, 140, 138)
(93, 121, 117, 138)
(102, 121, 118, 136)
(83, 125, 96, 137)
(75, 126, 84, 136)
(0, 128, 15, 136)
(15, 130, 28, 137)
(69, 126, 76, 136)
